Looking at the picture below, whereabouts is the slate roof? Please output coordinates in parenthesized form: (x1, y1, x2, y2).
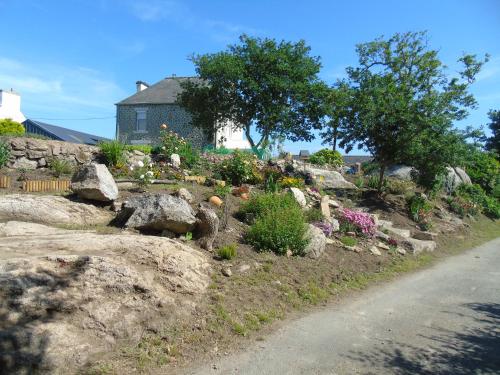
(343, 155, 373, 165)
(23, 119, 110, 145)
(117, 76, 202, 105)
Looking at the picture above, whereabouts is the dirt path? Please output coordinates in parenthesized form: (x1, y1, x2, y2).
(184, 237, 500, 375)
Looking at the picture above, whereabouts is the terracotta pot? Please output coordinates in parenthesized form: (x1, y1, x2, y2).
(240, 193, 249, 200)
(209, 195, 223, 207)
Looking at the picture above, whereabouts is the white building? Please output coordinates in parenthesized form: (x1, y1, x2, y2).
(0, 89, 26, 123)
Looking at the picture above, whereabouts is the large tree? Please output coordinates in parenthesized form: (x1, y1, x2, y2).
(338, 31, 487, 191)
(485, 109, 500, 156)
(178, 35, 331, 150)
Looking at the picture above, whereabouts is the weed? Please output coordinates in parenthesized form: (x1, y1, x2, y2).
(217, 244, 237, 260)
(185, 232, 193, 241)
(48, 158, 74, 177)
(99, 140, 126, 167)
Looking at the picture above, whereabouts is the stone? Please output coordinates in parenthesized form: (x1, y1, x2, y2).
(402, 238, 437, 255)
(412, 231, 438, 241)
(304, 166, 357, 189)
(444, 167, 472, 193)
(326, 238, 335, 245)
(289, 187, 307, 208)
(0, 223, 210, 372)
(331, 218, 340, 232)
(240, 193, 249, 200)
(370, 246, 382, 256)
(222, 267, 232, 277)
(320, 195, 331, 219)
(0, 194, 112, 226)
(378, 220, 411, 239)
(328, 199, 341, 208)
(170, 153, 181, 168)
(375, 231, 390, 241)
(10, 138, 26, 150)
(119, 193, 197, 234)
(303, 224, 327, 259)
(385, 165, 414, 180)
(397, 247, 407, 255)
(209, 195, 223, 207)
(377, 241, 390, 250)
(37, 158, 47, 167)
(71, 163, 119, 202)
(176, 188, 194, 203)
(11, 157, 38, 169)
(238, 264, 251, 273)
(196, 204, 219, 252)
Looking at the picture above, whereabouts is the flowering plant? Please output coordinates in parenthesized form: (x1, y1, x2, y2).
(312, 221, 333, 237)
(339, 208, 376, 236)
(131, 159, 156, 187)
(279, 177, 305, 189)
(157, 124, 199, 168)
(214, 150, 261, 186)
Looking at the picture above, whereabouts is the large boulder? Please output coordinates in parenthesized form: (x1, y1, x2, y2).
(0, 194, 112, 226)
(303, 224, 327, 259)
(386, 165, 414, 180)
(0, 222, 210, 373)
(444, 167, 471, 193)
(71, 163, 119, 202)
(304, 166, 357, 189)
(119, 193, 197, 234)
(288, 187, 307, 208)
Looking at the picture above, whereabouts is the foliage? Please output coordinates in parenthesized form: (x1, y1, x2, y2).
(320, 82, 352, 151)
(407, 194, 433, 230)
(337, 31, 487, 192)
(239, 192, 298, 219)
(0, 140, 10, 168)
(304, 208, 323, 223)
(178, 34, 331, 150)
(463, 149, 499, 194)
(339, 208, 376, 236)
(485, 109, 500, 155)
(308, 149, 343, 167)
(312, 221, 334, 237)
(449, 184, 500, 219)
(158, 126, 200, 169)
(214, 183, 231, 198)
(262, 166, 282, 193)
(217, 244, 238, 260)
(386, 178, 416, 195)
(125, 144, 152, 154)
(366, 175, 387, 190)
(48, 158, 73, 177)
(130, 159, 156, 187)
(354, 176, 365, 189)
(0, 118, 25, 136)
(279, 176, 305, 189)
(340, 236, 357, 247)
(246, 203, 308, 256)
(214, 150, 260, 186)
(99, 140, 126, 167)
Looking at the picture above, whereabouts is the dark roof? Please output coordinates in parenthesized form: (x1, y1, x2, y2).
(343, 155, 373, 165)
(299, 150, 310, 157)
(117, 76, 201, 105)
(23, 119, 110, 145)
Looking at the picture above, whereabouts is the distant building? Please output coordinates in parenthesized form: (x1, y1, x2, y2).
(0, 89, 26, 123)
(23, 119, 110, 145)
(115, 77, 250, 149)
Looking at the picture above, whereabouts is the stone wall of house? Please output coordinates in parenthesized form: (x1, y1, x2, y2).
(2, 137, 101, 169)
(116, 103, 212, 149)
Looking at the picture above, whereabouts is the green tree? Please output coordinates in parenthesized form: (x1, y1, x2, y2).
(485, 109, 500, 156)
(0, 118, 25, 136)
(338, 31, 487, 192)
(178, 35, 331, 151)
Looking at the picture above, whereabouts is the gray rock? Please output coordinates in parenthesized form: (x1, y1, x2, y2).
(0, 194, 112, 226)
(171, 153, 181, 168)
(331, 218, 340, 232)
(119, 193, 197, 234)
(222, 267, 232, 277)
(238, 264, 251, 273)
(289, 187, 307, 208)
(71, 163, 119, 202)
(412, 231, 438, 241)
(402, 238, 437, 254)
(176, 187, 194, 203)
(444, 167, 472, 193)
(11, 157, 38, 169)
(370, 246, 382, 256)
(305, 166, 357, 189)
(386, 165, 414, 180)
(304, 224, 327, 259)
(195, 204, 219, 251)
(378, 220, 411, 239)
(320, 195, 331, 219)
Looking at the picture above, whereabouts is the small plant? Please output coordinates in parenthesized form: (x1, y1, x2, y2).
(407, 194, 433, 229)
(308, 149, 343, 167)
(214, 150, 260, 186)
(131, 159, 156, 187)
(279, 177, 305, 189)
(367, 175, 387, 190)
(214, 183, 231, 198)
(0, 140, 11, 168)
(217, 243, 237, 260)
(239, 192, 298, 219)
(354, 176, 365, 189)
(262, 166, 282, 193)
(48, 158, 73, 177)
(17, 167, 28, 181)
(99, 140, 125, 167)
(340, 236, 357, 247)
(304, 208, 323, 223)
(449, 183, 500, 219)
(386, 179, 415, 195)
(339, 208, 376, 236)
(0, 118, 25, 135)
(185, 232, 193, 241)
(157, 125, 200, 168)
(125, 144, 153, 154)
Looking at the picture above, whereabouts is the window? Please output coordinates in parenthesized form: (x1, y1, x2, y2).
(136, 109, 147, 132)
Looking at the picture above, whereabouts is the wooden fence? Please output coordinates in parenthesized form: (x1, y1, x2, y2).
(22, 180, 71, 192)
(0, 176, 11, 188)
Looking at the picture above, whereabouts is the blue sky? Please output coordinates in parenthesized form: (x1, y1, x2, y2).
(0, 0, 499, 154)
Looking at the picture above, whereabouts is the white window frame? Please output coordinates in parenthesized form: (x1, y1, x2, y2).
(135, 108, 148, 133)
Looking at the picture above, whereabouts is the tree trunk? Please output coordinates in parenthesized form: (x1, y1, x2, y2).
(244, 125, 256, 149)
(378, 164, 386, 193)
(332, 134, 337, 151)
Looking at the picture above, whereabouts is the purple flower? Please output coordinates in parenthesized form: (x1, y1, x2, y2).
(312, 221, 333, 237)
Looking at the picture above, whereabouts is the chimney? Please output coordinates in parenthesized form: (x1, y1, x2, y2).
(135, 81, 149, 93)
(0, 89, 26, 123)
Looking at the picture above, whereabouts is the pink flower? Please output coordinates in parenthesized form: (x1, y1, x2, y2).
(340, 208, 376, 236)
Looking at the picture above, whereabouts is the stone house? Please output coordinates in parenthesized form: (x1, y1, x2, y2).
(115, 76, 250, 149)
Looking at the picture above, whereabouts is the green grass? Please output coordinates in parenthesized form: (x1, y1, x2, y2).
(340, 236, 358, 247)
(217, 244, 237, 260)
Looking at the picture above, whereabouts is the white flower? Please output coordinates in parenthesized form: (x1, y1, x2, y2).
(140, 174, 145, 179)
(129, 166, 134, 171)
(162, 146, 166, 150)
(174, 147, 178, 150)
(146, 171, 154, 177)
(136, 161, 144, 168)
(149, 163, 153, 168)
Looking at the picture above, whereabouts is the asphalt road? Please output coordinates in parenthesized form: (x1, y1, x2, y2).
(186, 237, 500, 375)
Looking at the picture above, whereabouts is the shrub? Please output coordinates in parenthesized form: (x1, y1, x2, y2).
(262, 166, 282, 193)
(48, 158, 73, 177)
(354, 176, 365, 189)
(279, 177, 305, 189)
(99, 140, 125, 167)
(125, 144, 152, 154)
(464, 150, 499, 194)
(450, 184, 500, 219)
(217, 244, 237, 260)
(158, 126, 200, 169)
(239, 192, 297, 219)
(214, 184, 231, 198)
(339, 208, 376, 236)
(304, 208, 323, 223)
(0, 118, 25, 136)
(214, 150, 261, 186)
(0, 140, 10, 168)
(246, 205, 308, 256)
(386, 179, 415, 195)
(340, 236, 357, 247)
(309, 149, 343, 167)
(367, 175, 387, 190)
(407, 194, 433, 229)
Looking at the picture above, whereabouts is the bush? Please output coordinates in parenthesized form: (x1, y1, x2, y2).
(0, 140, 10, 168)
(204, 145, 233, 155)
(0, 118, 25, 136)
(48, 158, 73, 177)
(340, 236, 357, 247)
(99, 140, 126, 167)
(309, 149, 343, 167)
(367, 175, 387, 190)
(214, 150, 261, 186)
(217, 244, 237, 260)
(464, 150, 499, 194)
(304, 208, 323, 223)
(386, 179, 415, 195)
(158, 126, 199, 169)
(246, 205, 308, 256)
(239, 192, 297, 219)
(339, 208, 376, 236)
(262, 166, 282, 193)
(407, 194, 433, 229)
(450, 184, 500, 219)
(125, 144, 152, 154)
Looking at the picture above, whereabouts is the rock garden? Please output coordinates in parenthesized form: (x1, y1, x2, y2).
(0, 128, 498, 374)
